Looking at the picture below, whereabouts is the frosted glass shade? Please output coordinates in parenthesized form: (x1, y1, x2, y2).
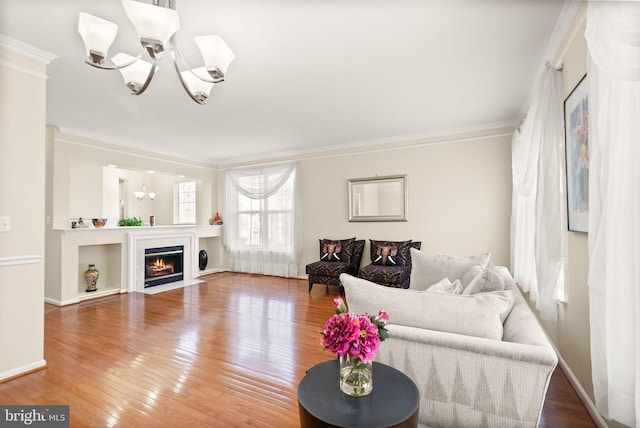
(78, 12, 119, 62)
(194, 35, 236, 77)
(180, 67, 215, 100)
(112, 53, 155, 91)
(121, 0, 180, 52)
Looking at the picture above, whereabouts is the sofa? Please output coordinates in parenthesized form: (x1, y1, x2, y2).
(340, 249, 558, 428)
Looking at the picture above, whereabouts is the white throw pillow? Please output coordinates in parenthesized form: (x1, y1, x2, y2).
(409, 248, 491, 291)
(460, 264, 484, 288)
(426, 278, 463, 294)
(462, 265, 506, 295)
(341, 273, 515, 341)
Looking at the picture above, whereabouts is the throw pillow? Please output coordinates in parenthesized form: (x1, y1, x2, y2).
(341, 273, 515, 341)
(426, 278, 463, 294)
(319, 237, 355, 263)
(372, 244, 399, 266)
(462, 265, 506, 295)
(370, 240, 412, 266)
(320, 241, 343, 262)
(460, 264, 485, 288)
(409, 248, 491, 291)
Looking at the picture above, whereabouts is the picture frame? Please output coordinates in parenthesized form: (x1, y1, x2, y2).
(564, 74, 589, 233)
(348, 175, 407, 222)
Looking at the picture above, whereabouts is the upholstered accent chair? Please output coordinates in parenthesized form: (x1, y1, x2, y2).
(306, 238, 365, 293)
(358, 240, 421, 288)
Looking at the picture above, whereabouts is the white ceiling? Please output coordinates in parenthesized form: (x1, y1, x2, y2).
(1, 0, 568, 165)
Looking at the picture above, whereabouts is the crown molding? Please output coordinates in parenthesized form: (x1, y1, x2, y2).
(217, 120, 517, 169)
(0, 34, 58, 64)
(53, 126, 216, 172)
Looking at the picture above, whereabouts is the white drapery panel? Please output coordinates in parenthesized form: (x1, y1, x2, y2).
(223, 162, 302, 278)
(586, 2, 640, 426)
(511, 64, 567, 320)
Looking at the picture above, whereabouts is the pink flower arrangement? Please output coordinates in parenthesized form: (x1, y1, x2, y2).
(321, 296, 389, 363)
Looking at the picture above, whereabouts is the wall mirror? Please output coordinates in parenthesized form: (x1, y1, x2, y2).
(348, 175, 407, 222)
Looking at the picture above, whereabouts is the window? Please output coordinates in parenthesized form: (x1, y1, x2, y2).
(237, 174, 294, 250)
(224, 162, 301, 277)
(175, 181, 196, 224)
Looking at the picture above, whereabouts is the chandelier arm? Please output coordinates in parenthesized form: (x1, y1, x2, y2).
(130, 57, 159, 96)
(84, 52, 144, 70)
(169, 36, 206, 104)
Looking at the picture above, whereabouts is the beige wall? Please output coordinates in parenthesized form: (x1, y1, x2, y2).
(214, 128, 513, 278)
(297, 132, 513, 274)
(47, 128, 217, 229)
(0, 45, 49, 380)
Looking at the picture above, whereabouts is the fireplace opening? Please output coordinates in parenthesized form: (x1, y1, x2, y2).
(144, 245, 184, 288)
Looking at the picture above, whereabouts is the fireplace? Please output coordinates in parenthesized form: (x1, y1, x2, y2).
(144, 245, 184, 288)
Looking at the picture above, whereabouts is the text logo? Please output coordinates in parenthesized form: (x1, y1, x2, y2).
(1, 406, 69, 427)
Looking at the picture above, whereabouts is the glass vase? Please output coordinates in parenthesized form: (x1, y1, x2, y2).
(339, 355, 373, 396)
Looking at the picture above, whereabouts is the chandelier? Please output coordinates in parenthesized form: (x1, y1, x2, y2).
(77, 0, 236, 104)
(134, 184, 156, 201)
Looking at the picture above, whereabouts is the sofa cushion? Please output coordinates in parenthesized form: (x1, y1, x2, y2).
(426, 278, 463, 294)
(462, 265, 506, 295)
(409, 248, 491, 291)
(319, 237, 355, 263)
(341, 273, 515, 341)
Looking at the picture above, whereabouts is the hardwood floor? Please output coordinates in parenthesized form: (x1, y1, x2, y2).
(1, 272, 596, 427)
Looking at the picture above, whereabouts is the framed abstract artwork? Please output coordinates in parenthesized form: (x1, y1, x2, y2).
(564, 74, 589, 233)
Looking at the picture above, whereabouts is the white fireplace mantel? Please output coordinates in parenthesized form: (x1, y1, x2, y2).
(44, 225, 223, 306)
(127, 228, 198, 292)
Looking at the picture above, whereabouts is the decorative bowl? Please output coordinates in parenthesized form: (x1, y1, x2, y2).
(92, 218, 107, 228)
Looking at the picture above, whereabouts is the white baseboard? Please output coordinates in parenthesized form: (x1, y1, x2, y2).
(197, 268, 226, 277)
(44, 297, 78, 306)
(0, 359, 47, 382)
(555, 350, 609, 427)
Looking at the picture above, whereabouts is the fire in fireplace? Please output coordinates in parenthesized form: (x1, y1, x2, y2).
(144, 245, 184, 288)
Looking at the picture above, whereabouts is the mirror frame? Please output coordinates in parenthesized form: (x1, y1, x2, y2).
(348, 175, 408, 222)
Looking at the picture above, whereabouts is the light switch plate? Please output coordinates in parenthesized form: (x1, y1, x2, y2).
(0, 216, 11, 232)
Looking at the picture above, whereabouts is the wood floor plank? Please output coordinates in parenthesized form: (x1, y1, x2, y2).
(0, 272, 595, 427)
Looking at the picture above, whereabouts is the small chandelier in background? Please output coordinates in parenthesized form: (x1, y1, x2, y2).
(77, 0, 236, 104)
(134, 184, 156, 201)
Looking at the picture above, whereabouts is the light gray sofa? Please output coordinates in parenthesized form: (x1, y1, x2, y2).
(340, 261, 558, 428)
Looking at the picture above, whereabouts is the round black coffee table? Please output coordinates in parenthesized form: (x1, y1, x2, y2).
(298, 359, 419, 428)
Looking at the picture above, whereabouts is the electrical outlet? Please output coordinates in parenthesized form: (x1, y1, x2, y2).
(0, 216, 11, 232)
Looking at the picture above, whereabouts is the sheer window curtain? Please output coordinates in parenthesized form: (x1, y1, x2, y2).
(223, 161, 301, 278)
(585, 2, 640, 426)
(511, 64, 567, 320)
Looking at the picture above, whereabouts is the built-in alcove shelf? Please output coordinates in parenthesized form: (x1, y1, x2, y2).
(45, 225, 223, 306)
(77, 243, 122, 300)
(194, 225, 224, 277)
